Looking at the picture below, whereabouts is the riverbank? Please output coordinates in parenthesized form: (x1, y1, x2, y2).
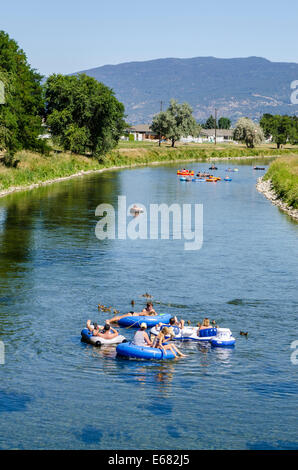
(256, 156, 298, 221)
(1, 146, 298, 198)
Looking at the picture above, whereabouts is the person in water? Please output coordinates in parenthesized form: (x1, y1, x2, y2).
(153, 327, 186, 358)
(132, 323, 153, 347)
(107, 302, 157, 323)
(86, 319, 96, 332)
(169, 316, 185, 330)
(197, 318, 211, 331)
(93, 323, 119, 340)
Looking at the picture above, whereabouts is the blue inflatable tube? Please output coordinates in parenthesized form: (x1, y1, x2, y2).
(118, 314, 171, 328)
(116, 342, 176, 360)
(211, 338, 235, 347)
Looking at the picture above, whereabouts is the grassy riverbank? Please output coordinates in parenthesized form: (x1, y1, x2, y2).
(264, 156, 298, 209)
(1, 145, 298, 195)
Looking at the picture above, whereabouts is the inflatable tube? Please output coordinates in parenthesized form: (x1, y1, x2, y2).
(192, 178, 206, 182)
(130, 207, 144, 215)
(210, 328, 235, 347)
(118, 314, 172, 329)
(177, 171, 194, 176)
(81, 328, 126, 346)
(209, 167, 218, 170)
(116, 342, 176, 360)
(180, 177, 187, 181)
(224, 177, 232, 181)
(150, 325, 218, 342)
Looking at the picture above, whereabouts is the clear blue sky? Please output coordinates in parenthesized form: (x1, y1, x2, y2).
(1, 0, 298, 76)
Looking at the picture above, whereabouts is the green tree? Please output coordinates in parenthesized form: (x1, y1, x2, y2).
(151, 99, 199, 147)
(260, 114, 298, 148)
(218, 117, 231, 129)
(259, 113, 274, 139)
(0, 30, 45, 155)
(45, 73, 126, 158)
(203, 115, 217, 129)
(233, 117, 264, 148)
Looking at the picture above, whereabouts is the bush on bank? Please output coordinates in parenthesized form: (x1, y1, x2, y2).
(264, 156, 298, 209)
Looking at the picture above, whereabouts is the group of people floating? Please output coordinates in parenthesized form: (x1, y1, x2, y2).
(86, 302, 214, 359)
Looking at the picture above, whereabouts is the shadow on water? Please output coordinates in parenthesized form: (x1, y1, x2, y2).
(74, 426, 103, 445)
(227, 298, 267, 307)
(0, 390, 31, 413)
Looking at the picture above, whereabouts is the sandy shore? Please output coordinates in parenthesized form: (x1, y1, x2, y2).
(256, 176, 298, 221)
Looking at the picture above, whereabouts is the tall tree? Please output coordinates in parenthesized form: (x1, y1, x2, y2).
(151, 99, 199, 147)
(45, 74, 126, 158)
(218, 117, 231, 129)
(0, 30, 45, 155)
(204, 115, 217, 129)
(233, 118, 264, 148)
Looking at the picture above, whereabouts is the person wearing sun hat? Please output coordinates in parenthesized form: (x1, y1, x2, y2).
(132, 322, 153, 347)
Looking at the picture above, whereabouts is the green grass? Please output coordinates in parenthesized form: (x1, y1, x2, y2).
(1, 145, 298, 194)
(264, 156, 298, 209)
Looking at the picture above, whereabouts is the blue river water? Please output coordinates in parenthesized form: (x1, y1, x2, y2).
(0, 159, 297, 450)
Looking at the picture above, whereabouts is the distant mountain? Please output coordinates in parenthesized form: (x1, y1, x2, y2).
(78, 56, 298, 124)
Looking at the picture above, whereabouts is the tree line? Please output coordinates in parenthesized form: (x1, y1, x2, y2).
(1, 30, 298, 158)
(0, 31, 126, 163)
(151, 105, 298, 149)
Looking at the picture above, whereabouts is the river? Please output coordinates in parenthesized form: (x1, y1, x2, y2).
(0, 159, 297, 450)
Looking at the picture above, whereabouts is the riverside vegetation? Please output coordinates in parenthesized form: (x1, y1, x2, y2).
(263, 156, 298, 209)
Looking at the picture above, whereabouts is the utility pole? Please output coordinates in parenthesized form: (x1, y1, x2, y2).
(215, 108, 217, 145)
(159, 100, 163, 147)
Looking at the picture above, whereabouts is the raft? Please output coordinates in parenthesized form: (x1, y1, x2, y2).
(224, 177, 232, 181)
(210, 328, 235, 347)
(192, 178, 206, 182)
(81, 328, 127, 346)
(116, 341, 176, 360)
(177, 170, 194, 175)
(118, 313, 172, 328)
(151, 325, 218, 341)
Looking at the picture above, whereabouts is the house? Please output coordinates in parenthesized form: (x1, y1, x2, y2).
(200, 129, 234, 143)
(126, 124, 159, 141)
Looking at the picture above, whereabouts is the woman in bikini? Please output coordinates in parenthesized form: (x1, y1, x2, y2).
(153, 327, 186, 358)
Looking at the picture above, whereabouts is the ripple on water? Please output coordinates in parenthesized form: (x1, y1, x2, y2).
(251, 381, 298, 398)
(247, 440, 298, 450)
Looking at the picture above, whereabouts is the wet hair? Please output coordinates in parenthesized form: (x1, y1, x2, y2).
(104, 324, 110, 331)
(169, 317, 176, 325)
(161, 327, 170, 335)
(146, 302, 153, 308)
